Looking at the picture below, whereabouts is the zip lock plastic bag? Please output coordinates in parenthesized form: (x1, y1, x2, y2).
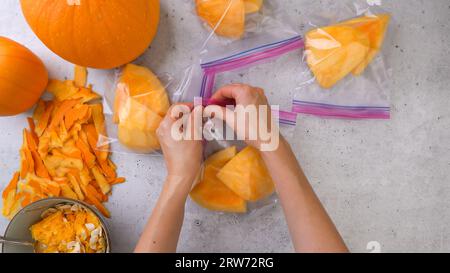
(292, 0, 393, 119)
(193, 0, 282, 41)
(187, 97, 297, 214)
(178, 0, 300, 213)
(199, 35, 303, 104)
(99, 63, 175, 155)
(188, 144, 279, 214)
(178, 0, 303, 112)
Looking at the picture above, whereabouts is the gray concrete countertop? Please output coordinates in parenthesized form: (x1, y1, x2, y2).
(1, 0, 449, 253)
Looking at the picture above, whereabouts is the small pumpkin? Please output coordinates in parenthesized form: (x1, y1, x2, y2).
(20, 0, 160, 69)
(0, 37, 48, 116)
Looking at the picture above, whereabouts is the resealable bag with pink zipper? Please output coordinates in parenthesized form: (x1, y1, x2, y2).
(99, 63, 175, 155)
(177, 0, 300, 214)
(178, 0, 300, 152)
(179, 0, 302, 111)
(183, 96, 296, 215)
(178, 0, 300, 153)
(292, 0, 393, 119)
(192, 0, 285, 42)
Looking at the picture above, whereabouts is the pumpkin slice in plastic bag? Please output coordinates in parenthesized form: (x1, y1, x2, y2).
(190, 146, 247, 213)
(244, 0, 263, 14)
(117, 98, 163, 153)
(113, 64, 170, 153)
(337, 14, 391, 75)
(305, 25, 370, 89)
(217, 146, 274, 202)
(196, 0, 246, 39)
(116, 64, 170, 117)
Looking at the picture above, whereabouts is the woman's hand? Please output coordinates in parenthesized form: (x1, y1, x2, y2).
(135, 104, 203, 253)
(212, 83, 269, 108)
(208, 84, 348, 252)
(207, 84, 277, 150)
(157, 103, 203, 185)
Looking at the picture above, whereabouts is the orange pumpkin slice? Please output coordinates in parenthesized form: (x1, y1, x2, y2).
(190, 146, 247, 213)
(1, 172, 20, 217)
(196, 0, 246, 39)
(305, 25, 370, 89)
(74, 66, 88, 87)
(117, 98, 163, 153)
(113, 64, 169, 153)
(244, 0, 263, 14)
(115, 64, 169, 118)
(338, 14, 391, 75)
(217, 146, 274, 201)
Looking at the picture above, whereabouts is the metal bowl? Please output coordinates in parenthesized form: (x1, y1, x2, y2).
(1, 198, 111, 253)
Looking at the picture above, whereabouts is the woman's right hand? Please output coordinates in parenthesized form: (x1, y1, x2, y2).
(211, 83, 269, 108)
(206, 83, 278, 150)
(157, 103, 203, 184)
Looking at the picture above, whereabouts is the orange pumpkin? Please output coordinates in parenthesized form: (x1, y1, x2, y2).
(20, 0, 160, 69)
(0, 37, 48, 116)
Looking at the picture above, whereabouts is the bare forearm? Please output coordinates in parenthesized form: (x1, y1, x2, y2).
(134, 176, 192, 253)
(262, 137, 348, 253)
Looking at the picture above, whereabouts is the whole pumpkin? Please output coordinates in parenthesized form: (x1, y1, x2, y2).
(0, 37, 48, 116)
(20, 0, 160, 69)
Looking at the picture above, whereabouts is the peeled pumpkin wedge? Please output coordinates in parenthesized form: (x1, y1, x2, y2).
(118, 124, 161, 153)
(196, 0, 246, 39)
(244, 0, 263, 14)
(190, 146, 247, 213)
(117, 98, 163, 153)
(338, 14, 391, 75)
(113, 64, 170, 153)
(217, 146, 274, 201)
(115, 64, 170, 118)
(305, 25, 370, 89)
(205, 146, 238, 166)
(118, 98, 163, 132)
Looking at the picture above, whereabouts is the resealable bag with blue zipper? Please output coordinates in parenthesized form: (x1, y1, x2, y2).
(177, 0, 300, 214)
(178, 0, 300, 151)
(180, 0, 301, 113)
(100, 63, 175, 155)
(292, 0, 393, 119)
(178, 0, 300, 153)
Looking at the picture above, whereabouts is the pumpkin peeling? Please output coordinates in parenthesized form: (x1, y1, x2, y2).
(1, 67, 125, 219)
(74, 66, 88, 88)
(31, 204, 107, 253)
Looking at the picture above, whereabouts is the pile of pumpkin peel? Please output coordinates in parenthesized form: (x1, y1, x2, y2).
(2, 66, 125, 219)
